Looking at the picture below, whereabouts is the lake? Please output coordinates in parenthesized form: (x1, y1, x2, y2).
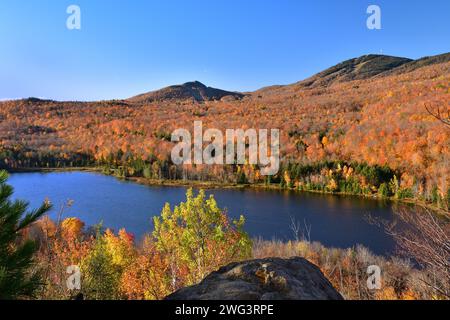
(8, 171, 401, 256)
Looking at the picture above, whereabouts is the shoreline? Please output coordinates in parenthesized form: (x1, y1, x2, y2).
(6, 166, 448, 215)
(7, 167, 103, 173)
(129, 176, 448, 215)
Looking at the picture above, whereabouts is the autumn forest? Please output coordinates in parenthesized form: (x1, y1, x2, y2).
(0, 53, 449, 208)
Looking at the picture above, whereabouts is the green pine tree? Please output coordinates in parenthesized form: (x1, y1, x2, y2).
(0, 170, 52, 299)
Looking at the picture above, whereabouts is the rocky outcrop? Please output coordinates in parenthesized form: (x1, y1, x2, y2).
(165, 257, 343, 300)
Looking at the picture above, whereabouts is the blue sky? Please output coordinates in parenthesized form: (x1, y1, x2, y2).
(0, 0, 449, 101)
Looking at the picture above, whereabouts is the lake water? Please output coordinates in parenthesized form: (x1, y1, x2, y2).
(8, 171, 401, 256)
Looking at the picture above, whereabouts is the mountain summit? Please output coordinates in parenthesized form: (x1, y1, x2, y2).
(128, 81, 245, 103)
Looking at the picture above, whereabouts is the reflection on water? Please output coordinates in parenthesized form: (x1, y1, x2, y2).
(8, 171, 402, 256)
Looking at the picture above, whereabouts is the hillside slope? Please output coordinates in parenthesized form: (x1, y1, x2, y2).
(298, 54, 413, 88)
(255, 53, 450, 96)
(378, 52, 450, 77)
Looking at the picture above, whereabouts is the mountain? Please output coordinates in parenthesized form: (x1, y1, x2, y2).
(298, 54, 413, 88)
(254, 53, 450, 96)
(8, 53, 449, 104)
(128, 81, 245, 103)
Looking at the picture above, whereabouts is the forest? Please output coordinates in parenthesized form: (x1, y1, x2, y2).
(0, 56, 448, 209)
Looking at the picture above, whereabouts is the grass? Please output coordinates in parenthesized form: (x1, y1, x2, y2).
(252, 239, 444, 300)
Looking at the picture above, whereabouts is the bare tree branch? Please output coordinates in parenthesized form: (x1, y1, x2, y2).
(385, 206, 450, 298)
(425, 104, 450, 127)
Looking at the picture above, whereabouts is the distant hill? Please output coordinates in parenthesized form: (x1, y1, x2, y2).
(128, 81, 245, 103)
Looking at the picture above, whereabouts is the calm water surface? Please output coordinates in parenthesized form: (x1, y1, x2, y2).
(8, 172, 401, 256)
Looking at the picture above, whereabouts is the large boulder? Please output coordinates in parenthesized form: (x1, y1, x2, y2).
(165, 257, 343, 300)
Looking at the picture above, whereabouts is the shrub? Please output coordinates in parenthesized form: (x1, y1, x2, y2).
(80, 234, 123, 300)
(378, 183, 390, 198)
(153, 189, 252, 288)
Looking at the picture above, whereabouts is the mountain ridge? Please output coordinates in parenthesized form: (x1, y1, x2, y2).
(297, 54, 413, 88)
(4, 52, 449, 104)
